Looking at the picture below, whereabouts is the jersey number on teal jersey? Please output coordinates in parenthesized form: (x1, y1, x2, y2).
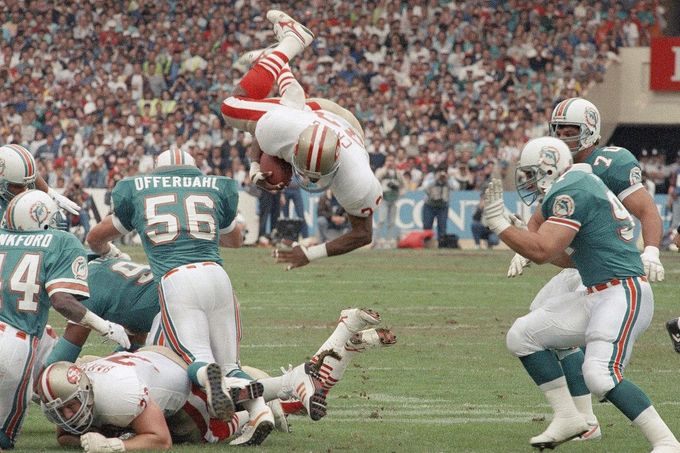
(605, 190, 634, 242)
(144, 194, 216, 245)
(110, 261, 153, 285)
(0, 252, 42, 312)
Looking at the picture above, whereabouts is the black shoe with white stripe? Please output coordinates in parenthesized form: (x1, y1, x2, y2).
(666, 318, 680, 354)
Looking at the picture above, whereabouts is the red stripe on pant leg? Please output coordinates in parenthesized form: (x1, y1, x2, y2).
(158, 286, 193, 364)
(221, 97, 281, 123)
(5, 337, 39, 439)
(613, 278, 638, 381)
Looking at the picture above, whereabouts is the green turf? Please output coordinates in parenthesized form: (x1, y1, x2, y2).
(16, 247, 680, 452)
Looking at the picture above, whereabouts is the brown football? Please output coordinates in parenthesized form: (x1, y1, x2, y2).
(260, 153, 292, 186)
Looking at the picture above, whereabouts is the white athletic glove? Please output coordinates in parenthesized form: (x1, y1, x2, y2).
(81, 432, 126, 453)
(640, 246, 665, 282)
(482, 179, 511, 235)
(80, 311, 131, 349)
(249, 161, 265, 185)
(47, 187, 81, 215)
(507, 253, 531, 277)
(101, 243, 131, 261)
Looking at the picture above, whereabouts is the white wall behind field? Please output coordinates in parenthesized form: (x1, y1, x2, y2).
(588, 47, 680, 143)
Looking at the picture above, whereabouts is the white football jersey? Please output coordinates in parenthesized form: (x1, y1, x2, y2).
(81, 351, 190, 428)
(255, 107, 382, 217)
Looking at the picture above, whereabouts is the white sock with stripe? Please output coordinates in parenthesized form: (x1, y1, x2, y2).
(277, 66, 305, 109)
(540, 377, 583, 419)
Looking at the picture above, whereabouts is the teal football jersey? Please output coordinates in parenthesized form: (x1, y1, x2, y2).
(541, 164, 644, 287)
(0, 229, 89, 337)
(111, 166, 239, 281)
(85, 257, 158, 333)
(584, 146, 642, 198)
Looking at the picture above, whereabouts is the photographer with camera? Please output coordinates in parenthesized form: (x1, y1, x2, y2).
(374, 154, 405, 248)
(419, 163, 460, 247)
(317, 189, 351, 243)
(64, 177, 92, 241)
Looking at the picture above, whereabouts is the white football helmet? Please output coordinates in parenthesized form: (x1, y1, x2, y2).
(155, 148, 196, 167)
(39, 362, 94, 435)
(516, 137, 573, 205)
(1, 190, 67, 231)
(549, 97, 601, 154)
(292, 124, 340, 192)
(0, 144, 37, 203)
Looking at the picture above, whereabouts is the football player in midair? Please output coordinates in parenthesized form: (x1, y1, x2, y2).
(487, 137, 678, 452)
(0, 190, 129, 450)
(505, 98, 664, 441)
(220, 10, 382, 270)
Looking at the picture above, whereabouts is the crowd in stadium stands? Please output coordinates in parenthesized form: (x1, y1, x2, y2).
(0, 1, 671, 211)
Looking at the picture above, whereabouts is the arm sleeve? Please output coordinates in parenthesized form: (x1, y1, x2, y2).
(45, 235, 90, 300)
(111, 180, 135, 233)
(218, 179, 239, 230)
(542, 189, 589, 233)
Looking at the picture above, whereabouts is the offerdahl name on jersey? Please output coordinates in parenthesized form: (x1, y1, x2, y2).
(134, 176, 219, 191)
(0, 232, 53, 247)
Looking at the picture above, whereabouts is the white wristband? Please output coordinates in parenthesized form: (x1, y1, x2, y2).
(249, 161, 261, 178)
(80, 310, 109, 336)
(302, 243, 328, 261)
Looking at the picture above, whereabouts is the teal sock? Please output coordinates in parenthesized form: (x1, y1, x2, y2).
(519, 350, 564, 386)
(44, 338, 83, 367)
(228, 368, 253, 380)
(605, 379, 652, 420)
(187, 361, 209, 386)
(558, 350, 590, 397)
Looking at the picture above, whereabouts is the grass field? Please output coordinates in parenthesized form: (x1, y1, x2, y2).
(16, 247, 680, 452)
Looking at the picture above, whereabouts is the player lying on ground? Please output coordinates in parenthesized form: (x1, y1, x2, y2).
(36, 308, 395, 451)
(485, 137, 679, 452)
(220, 10, 382, 270)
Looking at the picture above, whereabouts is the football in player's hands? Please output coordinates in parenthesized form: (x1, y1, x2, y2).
(260, 154, 292, 187)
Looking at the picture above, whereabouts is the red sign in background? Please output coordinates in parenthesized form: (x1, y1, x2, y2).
(650, 37, 680, 91)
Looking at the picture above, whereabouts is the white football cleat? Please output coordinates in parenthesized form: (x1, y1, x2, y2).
(530, 415, 589, 450)
(280, 363, 327, 421)
(267, 399, 290, 433)
(266, 10, 314, 49)
(222, 376, 264, 408)
(571, 419, 601, 442)
(338, 308, 381, 333)
(345, 328, 397, 353)
(234, 45, 276, 71)
(203, 363, 235, 420)
(229, 406, 274, 446)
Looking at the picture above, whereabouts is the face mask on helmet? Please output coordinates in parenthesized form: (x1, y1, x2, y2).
(1, 190, 67, 231)
(292, 124, 341, 193)
(515, 137, 573, 205)
(39, 362, 94, 435)
(0, 144, 38, 203)
(549, 98, 601, 155)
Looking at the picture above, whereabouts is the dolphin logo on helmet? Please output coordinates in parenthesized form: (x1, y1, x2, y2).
(516, 137, 573, 205)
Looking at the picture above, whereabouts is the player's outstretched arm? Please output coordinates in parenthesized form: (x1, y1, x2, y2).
(44, 322, 91, 367)
(500, 222, 576, 265)
(248, 138, 285, 192)
(50, 292, 130, 349)
(219, 223, 244, 248)
(274, 213, 372, 270)
(87, 215, 130, 260)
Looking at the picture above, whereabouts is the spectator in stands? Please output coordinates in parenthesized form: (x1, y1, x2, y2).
(375, 154, 405, 248)
(420, 163, 459, 244)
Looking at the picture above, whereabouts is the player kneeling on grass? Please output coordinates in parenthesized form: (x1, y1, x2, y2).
(485, 137, 679, 452)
